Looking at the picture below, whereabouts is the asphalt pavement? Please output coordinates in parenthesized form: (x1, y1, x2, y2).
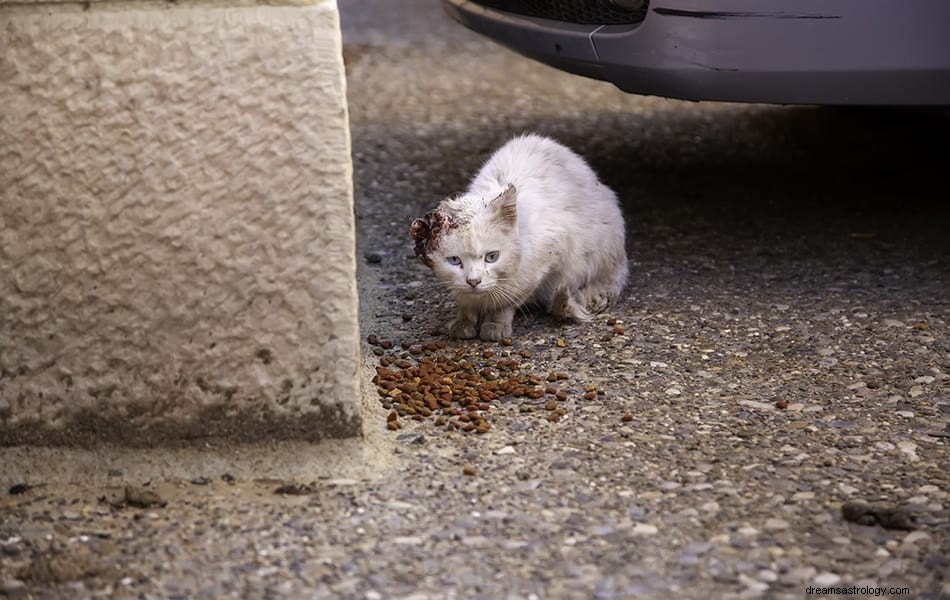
(2, 1, 947, 598)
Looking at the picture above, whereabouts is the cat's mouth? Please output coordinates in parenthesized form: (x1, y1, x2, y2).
(458, 285, 490, 296)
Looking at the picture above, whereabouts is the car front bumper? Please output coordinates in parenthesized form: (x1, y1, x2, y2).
(443, 0, 950, 105)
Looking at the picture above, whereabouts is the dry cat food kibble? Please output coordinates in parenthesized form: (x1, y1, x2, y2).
(368, 336, 587, 431)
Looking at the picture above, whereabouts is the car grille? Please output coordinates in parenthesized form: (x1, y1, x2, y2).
(469, 0, 649, 25)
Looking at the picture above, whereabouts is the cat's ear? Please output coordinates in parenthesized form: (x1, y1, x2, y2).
(409, 217, 430, 243)
(490, 184, 517, 226)
(409, 217, 434, 268)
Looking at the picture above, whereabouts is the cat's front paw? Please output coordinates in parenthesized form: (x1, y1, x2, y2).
(479, 321, 512, 341)
(448, 319, 477, 339)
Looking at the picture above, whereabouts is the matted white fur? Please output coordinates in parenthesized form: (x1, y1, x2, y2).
(410, 134, 628, 341)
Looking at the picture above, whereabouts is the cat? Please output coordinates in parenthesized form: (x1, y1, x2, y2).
(409, 133, 628, 341)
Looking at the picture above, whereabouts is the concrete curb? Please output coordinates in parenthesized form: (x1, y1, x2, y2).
(0, 0, 363, 451)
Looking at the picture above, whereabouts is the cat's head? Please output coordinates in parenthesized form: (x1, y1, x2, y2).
(409, 185, 520, 298)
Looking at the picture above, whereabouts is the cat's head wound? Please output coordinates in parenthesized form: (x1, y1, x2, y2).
(409, 208, 456, 268)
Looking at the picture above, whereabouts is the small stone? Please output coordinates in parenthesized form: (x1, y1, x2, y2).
(363, 250, 384, 264)
(738, 400, 774, 410)
(391, 536, 424, 545)
(739, 575, 768, 595)
(813, 572, 841, 587)
(903, 531, 930, 545)
(123, 486, 167, 509)
(462, 465, 477, 477)
(838, 483, 859, 496)
(757, 569, 778, 583)
(1, 579, 27, 600)
(632, 523, 658, 536)
(784, 566, 817, 584)
(274, 483, 315, 495)
(494, 445, 516, 455)
(8, 484, 34, 495)
(841, 501, 916, 530)
(764, 518, 789, 531)
(897, 441, 919, 461)
(682, 541, 714, 555)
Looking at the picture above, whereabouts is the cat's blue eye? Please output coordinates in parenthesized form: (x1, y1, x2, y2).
(447, 256, 462, 266)
(485, 251, 500, 263)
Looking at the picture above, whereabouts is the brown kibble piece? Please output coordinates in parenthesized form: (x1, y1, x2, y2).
(462, 465, 477, 476)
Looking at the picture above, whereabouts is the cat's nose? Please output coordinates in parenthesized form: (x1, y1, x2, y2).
(466, 277, 481, 288)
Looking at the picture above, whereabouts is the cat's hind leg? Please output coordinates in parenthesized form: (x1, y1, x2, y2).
(479, 306, 515, 341)
(550, 287, 593, 322)
(580, 260, 628, 314)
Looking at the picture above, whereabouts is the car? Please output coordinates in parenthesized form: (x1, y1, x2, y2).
(442, 0, 950, 105)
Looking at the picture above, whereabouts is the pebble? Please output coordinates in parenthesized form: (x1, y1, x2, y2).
(1, 580, 26, 600)
(838, 483, 859, 496)
(757, 569, 778, 583)
(784, 566, 817, 584)
(813, 572, 841, 587)
(682, 541, 714, 556)
(902, 531, 930, 545)
(896, 441, 919, 461)
(764, 518, 789, 531)
(391, 536, 424, 545)
(632, 523, 658, 536)
(739, 574, 769, 594)
(738, 400, 774, 411)
(363, 250, 385, 264)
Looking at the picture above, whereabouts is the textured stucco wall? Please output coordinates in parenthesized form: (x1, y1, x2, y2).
(0, 0, 361, 445)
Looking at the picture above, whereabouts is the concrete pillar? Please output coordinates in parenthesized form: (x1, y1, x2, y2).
(0, 0, 361, 448)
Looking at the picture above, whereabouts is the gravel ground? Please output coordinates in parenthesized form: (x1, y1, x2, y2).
(2, 1, 948, 598)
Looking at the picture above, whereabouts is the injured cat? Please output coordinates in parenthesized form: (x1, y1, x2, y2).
(410, 133, 628, 341)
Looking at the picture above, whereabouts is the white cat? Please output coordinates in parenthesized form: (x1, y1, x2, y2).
(410, 133, 628, 341)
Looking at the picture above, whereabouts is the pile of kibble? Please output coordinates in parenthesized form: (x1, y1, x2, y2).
(366, 334, 606, 433)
